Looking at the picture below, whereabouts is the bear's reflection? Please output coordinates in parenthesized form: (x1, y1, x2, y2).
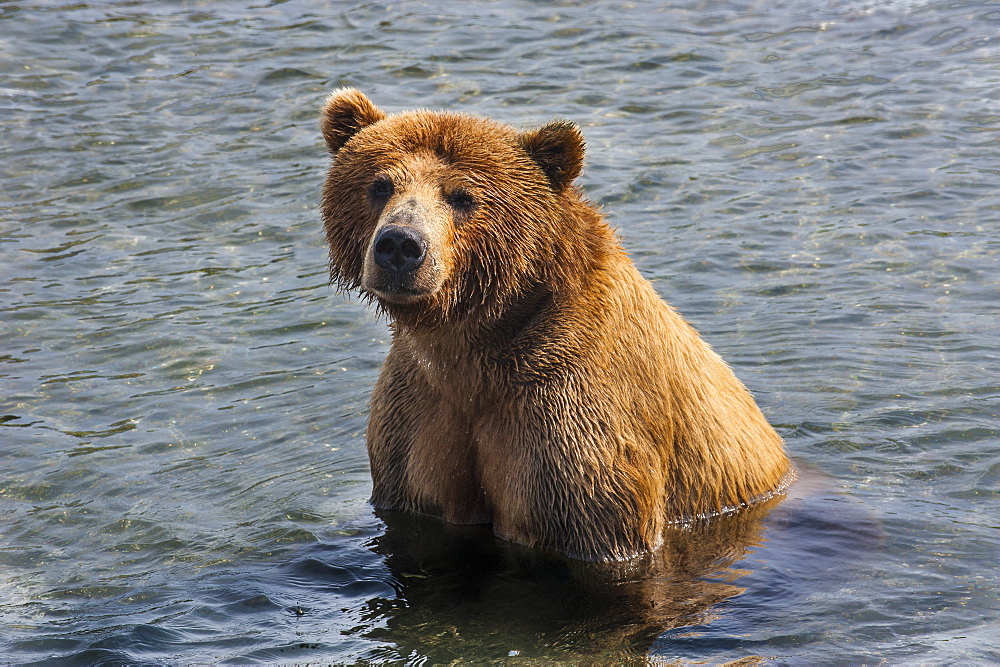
(361, 497, 779, 661)
(354, 471, 879, 662)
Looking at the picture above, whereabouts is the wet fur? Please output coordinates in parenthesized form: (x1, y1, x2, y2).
(321, 89, 791, 561)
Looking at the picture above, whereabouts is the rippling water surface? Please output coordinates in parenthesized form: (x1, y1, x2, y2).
(2, 1, 998, 663)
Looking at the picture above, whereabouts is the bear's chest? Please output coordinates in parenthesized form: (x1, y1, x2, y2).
(401, 391, 495, 525)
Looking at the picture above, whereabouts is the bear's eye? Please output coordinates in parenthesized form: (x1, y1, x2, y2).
(445, 188, 477, 216)
(368, 175, 394, 203)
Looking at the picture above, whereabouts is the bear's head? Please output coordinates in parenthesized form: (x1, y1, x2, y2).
(321, 89, 600, 329)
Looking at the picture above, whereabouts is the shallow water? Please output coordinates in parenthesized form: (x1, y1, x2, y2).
(2, 0, 998, 663)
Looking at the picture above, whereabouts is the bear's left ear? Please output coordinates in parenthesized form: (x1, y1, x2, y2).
(321, 88, 386, 154)
(518, 120, 585, 191)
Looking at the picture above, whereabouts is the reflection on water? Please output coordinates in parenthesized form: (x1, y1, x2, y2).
(284, 469, 879, 662)
(1, 0, 998, 663)
(362, 510, 756, 662)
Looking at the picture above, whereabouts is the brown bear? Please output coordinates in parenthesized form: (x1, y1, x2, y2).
(320, 88, 792, 562)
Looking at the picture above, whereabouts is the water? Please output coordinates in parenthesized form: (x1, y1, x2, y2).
(2, 0, 998, 662)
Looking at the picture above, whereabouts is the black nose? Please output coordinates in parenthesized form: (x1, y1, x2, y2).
(373, 225, 427, 274)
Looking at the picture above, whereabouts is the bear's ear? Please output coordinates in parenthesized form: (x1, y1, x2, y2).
(518, 120, 585, 191)
(321, 88, 386, 154)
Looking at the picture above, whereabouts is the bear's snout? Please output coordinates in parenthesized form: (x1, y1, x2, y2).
(362, 198, 447, 303)
(373, 225, 427, 274)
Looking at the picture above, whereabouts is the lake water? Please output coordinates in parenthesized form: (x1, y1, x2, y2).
(2, 0, 998, 663)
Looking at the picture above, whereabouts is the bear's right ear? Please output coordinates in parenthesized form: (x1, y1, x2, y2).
(518, 120, 585, 191)
(321, 88, 386, 154)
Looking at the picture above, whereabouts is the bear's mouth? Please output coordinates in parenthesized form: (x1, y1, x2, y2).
(363, 252, 443, 305)
(366, 282, 433, 304)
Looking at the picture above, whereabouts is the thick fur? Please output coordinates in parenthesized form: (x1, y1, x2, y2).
(321, 89, 791, 562)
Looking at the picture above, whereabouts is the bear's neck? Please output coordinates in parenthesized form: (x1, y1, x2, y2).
(391, 277, 557, 374)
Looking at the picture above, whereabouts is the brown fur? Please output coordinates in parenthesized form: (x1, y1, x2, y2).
(321, 89, 791, 562)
